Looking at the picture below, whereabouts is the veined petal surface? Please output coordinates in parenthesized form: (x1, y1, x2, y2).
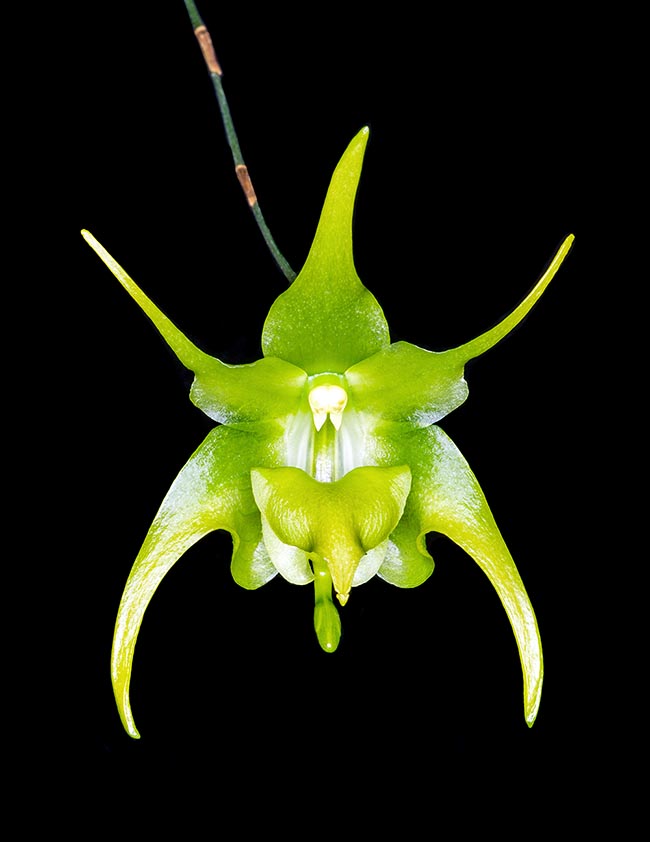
(261, 129, 390, 373)
(111, 426, 281, 738)
(378, 425, 544, 725)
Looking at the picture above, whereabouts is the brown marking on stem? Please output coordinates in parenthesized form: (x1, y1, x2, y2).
(236, 164, 258, 207)
(194, 25, 222, 75)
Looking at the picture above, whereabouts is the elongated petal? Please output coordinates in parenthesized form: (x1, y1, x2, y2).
(347, 235, 574, 427)
(81, 230, 307, 426)
(111, 426, 278, 738)
(386, 425, 543, 725)
(261, 128, 390, 373)
(448, 234, 574, 364)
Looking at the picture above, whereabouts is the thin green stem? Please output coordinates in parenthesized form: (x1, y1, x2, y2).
(312, 556, 341, 652)
(183, 0, 296, 282)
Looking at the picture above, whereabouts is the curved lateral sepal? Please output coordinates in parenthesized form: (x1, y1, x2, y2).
(111, 427, 275, 738)
(403, 425, 544, 726)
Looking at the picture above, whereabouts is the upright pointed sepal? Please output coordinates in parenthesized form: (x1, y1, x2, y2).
(261, 128, 390, 373)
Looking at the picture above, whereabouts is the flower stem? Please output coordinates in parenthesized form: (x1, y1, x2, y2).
(312, 556, 341, 652)
(182, 0, 296, 282)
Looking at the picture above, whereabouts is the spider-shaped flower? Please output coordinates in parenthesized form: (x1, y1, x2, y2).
(84, 128, 573, 738)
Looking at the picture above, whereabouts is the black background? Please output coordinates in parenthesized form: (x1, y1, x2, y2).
(34, 0, 639, 826)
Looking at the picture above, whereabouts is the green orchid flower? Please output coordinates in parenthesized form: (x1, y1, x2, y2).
(80, 0, 573, 743)
(82, 126, 573, 738)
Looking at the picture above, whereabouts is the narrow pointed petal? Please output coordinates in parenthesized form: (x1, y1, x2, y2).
(111, 427, 276, 738)
(82, 230, 307, 426)
(347, 235, 574, 429)
(261, 128, 390, 373)
(82, 229, 215, 372)
(393, 425, 544, 725)
(449, 234, 575, 364)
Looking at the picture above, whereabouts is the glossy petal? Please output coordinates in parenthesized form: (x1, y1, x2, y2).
(346, 234, 574, 429)
(258, 510, 314, 585)
(346, 340, 469, 428)
(81, 230, 308, 427)
(378, 506, 435, 588)
(381, 425, 543, 726)
(449, 233, 574, 364)
(111, 426, 279, 738)
(261, 128, 390, 374)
